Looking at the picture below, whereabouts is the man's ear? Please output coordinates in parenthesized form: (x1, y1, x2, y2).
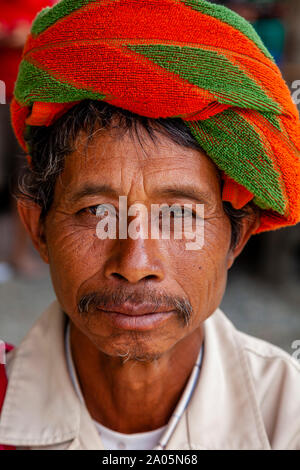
(17, 199, 49, 264)
(226, 210, 260, 270)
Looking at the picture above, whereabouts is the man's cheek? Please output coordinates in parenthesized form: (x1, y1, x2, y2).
(47, 227, 103, 302)
(48, 222, 98, 262)
(173, 236, 229, 320)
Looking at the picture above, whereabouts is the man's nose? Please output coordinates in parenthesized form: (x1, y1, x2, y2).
(104, 238, 165, 284)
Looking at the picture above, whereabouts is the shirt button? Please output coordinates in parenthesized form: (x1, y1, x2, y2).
(118, 441, 126, 449)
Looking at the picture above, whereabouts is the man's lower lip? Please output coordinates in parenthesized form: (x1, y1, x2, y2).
(96, 309, 176, 330)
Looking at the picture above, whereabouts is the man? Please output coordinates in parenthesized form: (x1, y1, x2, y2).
(0, 0, 300, 450)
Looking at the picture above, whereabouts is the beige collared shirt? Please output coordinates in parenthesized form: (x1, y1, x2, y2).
(0, 299, 299, 450)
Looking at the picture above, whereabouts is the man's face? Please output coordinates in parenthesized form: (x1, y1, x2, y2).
(42, 122, 233, 361)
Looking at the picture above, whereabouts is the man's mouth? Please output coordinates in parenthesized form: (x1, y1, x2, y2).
(95, 302, 176, 330)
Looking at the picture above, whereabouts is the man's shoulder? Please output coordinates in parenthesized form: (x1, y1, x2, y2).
(238, 328, 300, 370)
(214, 307, 300, 374)
(212, 308, 300, 449)
(235, 322, 300, 403)
(5, 300, 65, 380)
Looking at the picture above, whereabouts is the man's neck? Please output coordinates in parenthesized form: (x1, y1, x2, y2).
(70, 323, 203, 434)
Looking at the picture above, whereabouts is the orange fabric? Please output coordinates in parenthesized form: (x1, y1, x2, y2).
(222, 175, 254, 209)
(25, 101, 79, 126)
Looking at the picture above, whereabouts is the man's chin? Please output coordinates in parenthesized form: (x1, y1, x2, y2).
(74, 312, 183, 362)
(114, 349, 163, 364)
(98, 344, 164, 364)
(92, 335, 167, 364)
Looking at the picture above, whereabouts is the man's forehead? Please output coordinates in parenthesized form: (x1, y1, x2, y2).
(64, 125, 218, 178)
(58, 126, 221, 202)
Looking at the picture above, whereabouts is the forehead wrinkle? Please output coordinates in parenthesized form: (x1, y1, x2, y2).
(73, 120, 195, 175)
(151, 185, 216, 206)
(65, 183, 120, 205)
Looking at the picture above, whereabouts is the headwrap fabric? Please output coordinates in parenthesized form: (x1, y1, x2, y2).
(10, 0, 300, 233)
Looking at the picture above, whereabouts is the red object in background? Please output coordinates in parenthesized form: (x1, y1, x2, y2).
(0, 48, 24, 101)
(1, 0, 53, 29)
(0, 0, 55, 101)
(0, 342, 15, 450)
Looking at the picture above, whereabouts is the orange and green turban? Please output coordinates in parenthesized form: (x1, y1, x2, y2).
(10, 0, 300, 233)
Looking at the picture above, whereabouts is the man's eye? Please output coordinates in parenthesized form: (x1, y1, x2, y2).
(173, 209, 185, 218)
(160, 207, 197, 218)
(88, 205, 100, 215)
(77, 205, 99, 216)
(78, 204, 116, 218)
(183, 208, 198, 219)
(78, 205, 105, 216)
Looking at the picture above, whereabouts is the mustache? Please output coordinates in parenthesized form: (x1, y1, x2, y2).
(77, 288, 192, 327)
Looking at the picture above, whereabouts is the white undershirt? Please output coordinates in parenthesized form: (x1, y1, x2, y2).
(65, 320, 203, 450)
(93, 419, 168, 450)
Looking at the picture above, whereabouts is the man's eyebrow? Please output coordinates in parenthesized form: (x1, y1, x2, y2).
(67, 183, 216, 205)
(67, 184, 119, 203)
(153, 185, 215, 205)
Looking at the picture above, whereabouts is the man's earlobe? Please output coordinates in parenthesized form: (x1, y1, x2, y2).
(227, 211, 260, 270)
(17, 199, 49, 264)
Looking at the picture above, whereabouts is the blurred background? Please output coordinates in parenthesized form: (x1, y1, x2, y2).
(0, 0, 299, 353)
